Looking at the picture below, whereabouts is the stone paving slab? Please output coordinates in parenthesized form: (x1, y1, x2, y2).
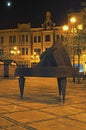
(0, 77, 86, 130)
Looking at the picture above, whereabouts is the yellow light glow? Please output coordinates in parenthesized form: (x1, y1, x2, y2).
(13, 47, 17, 50)
(17, 50, 20, 54)
(31, 55, 33, 58)
(10, 50, 14, 54)
(63, 25, 69, 31)
(77, 24, 83, 30)
(36, 55, 39, 58)
(34, 52, 36, 55)
(70, 17, 76, 24)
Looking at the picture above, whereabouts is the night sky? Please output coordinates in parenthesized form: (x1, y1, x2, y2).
(0, 0, 83, 29)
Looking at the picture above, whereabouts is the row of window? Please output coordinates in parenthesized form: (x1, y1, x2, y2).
(9, 35, 29, 43)
(33, 35, 51, 43)
(0, 48, 41, 56)
(0, 34, 65, 44)
(33, 34, 66, 42)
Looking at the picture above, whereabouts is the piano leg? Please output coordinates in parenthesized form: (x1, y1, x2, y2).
(18, 76, 25, 99)
(57, 78, 67, 103)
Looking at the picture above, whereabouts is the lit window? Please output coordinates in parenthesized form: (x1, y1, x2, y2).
(34, 49, 41, 55)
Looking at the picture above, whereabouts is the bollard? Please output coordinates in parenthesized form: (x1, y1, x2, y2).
(18, 76, 25, 99)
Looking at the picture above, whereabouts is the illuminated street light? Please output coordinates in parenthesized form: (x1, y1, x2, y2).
(10, 47, 20, 63)
(77, 24, 83, 83)
(70, 16, 76, 82)
(70, 17, 76, 23)
(10, 47, 20, 55)
(63, 25, 69, 31)
(77, 24, 83, 30)
(62, 25, 69, 52)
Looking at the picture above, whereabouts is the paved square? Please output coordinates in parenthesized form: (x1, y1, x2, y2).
(0, 77, 86, 130)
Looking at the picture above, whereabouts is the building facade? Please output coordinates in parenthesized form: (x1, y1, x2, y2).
(0, 9, 86, 71)
(0, 11, 64, 67)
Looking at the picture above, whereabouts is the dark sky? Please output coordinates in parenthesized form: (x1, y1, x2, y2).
(0, 0, 83, 29)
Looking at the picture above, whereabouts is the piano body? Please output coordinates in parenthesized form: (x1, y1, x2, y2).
(15, 40, 78, 103)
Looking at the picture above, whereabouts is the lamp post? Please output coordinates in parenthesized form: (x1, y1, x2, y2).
(70, 16, 76, 82)
(77, 24, 83, 83)
(63, 24, 69, 47)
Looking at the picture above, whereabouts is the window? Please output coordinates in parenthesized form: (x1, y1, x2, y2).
(0, 49, 4, 55)
(61, 35, 64, 41)
(34, 48, 41, 55)
(26, 48, 28, 55)
(45, 35, 50, 42)
(47, 22, 50, 26)
(34, 36, 37, 43)
(9, 36, 12, 43)
(22, 35, 25, 42)
(57, 35, 59, 40)
(21, 48, 28, 55)
(9, 36, 16, 43)
(22, 48, 25, 55)
(38, 36, 41, 42)
(1, 37, 4, 43)
(13, 36, 16, 43)
(26, 35, 28, 42)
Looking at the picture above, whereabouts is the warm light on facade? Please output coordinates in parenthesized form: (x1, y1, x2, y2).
(31, 52, 40, 63)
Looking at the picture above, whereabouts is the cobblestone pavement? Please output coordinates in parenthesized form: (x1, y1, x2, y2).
(0, 77, 86, 130)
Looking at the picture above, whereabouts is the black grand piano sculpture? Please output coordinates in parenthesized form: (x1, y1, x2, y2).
(15, 40, 78, 103)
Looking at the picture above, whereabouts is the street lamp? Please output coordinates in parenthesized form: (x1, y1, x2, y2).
(10, 47, 20, 62)
(77, 24, 83, 83)
(63, 24, 69, 44)
(70, 16, 76, 82)
(70, 17, 76, 23)
(63, 25, 69, 31)
(10, 47, 20, 55)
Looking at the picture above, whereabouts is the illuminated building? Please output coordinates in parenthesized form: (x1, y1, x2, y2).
(0, 5, 86, 71)
(0, 11, 63, 67)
